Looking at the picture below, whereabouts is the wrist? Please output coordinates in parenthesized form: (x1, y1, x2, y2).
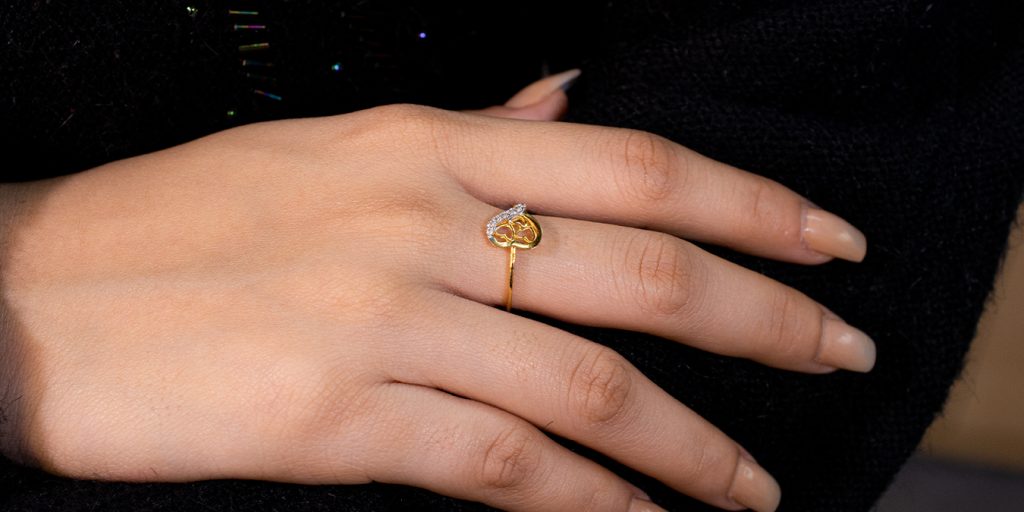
(0, 182, 42, 466)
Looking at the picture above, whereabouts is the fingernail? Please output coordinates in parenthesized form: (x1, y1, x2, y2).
(802, 207, 867, 262)
(728, 455, 781, 512)
(558, 70, 581, 92)
(816, 316, 877, 372)
(505, 68, 582, 108)
(628, 495, 668, 512)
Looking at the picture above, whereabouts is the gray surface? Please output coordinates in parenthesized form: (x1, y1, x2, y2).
(875, 455, 1024, 511)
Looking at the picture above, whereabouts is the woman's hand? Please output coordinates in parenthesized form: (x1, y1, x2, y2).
(0, 75, 870, 512)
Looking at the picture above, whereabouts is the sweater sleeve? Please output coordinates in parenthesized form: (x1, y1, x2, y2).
(559, 0, 1024, 509)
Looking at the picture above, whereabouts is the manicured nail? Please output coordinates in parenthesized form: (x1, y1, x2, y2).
(558, 70, 581, 91)
(802, 207, 867, 262)
(728, 455, 781, 512)
(628, 495, 667, 512)
(505, 68, 582, 108)
(816, 316, 877, 372)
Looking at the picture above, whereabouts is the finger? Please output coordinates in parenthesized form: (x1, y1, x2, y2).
(430, 110, 866, 264)
(443, 202, 875, 373)
(360, 382, 664, 512)
(463, 68, 579, 121)
(503, 69, 581, 108)
(387, 292, 780, 512)
(469, 89, 569, 121)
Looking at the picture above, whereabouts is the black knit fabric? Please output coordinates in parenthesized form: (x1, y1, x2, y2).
(2, 1, 1023, 511)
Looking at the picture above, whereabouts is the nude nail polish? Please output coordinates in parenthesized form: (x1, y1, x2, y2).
(728, 455, 781, 512)
(504, 68, 582, 108)
(817, 316, 877, 372)
(628, 496, 668, 512)
(802, 207, 867, 262)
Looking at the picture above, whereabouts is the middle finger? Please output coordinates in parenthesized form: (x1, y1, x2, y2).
(428, 109, 867, 264)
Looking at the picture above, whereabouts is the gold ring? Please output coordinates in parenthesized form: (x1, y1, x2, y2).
(486, 203, 541, 311)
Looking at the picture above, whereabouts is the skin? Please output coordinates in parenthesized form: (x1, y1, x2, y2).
(0, 75, 871, 512)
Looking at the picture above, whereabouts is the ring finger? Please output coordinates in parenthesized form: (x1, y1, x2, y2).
(434, 200, 875, 374)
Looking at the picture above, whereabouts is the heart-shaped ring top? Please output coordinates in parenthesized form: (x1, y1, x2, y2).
(486, 203, 541, 250)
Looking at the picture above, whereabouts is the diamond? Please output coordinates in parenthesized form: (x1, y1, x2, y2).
(486, 203, 526, 237)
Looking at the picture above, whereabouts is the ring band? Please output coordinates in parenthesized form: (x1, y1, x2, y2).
(486, 203, 541, 311)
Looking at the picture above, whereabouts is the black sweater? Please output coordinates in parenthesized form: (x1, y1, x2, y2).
(2, 1, 1023, 510)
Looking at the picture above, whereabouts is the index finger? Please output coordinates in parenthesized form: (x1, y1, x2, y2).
(431, 109, 866, 264)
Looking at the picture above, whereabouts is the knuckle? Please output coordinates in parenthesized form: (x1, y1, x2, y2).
(679, 441, 736, 492)
(566, 346, 637, 428)
(744, 178, 787, 236)
(363, 103, 454, 160)
(612, 130, 681, 203)
(692, 441, 714, 479)
(760, 289, 813, 361)
(621, 232, 703, 318)
(681, 440, 714, 485)
(366, 103, 440, 130)
(478, 424, 542, 491)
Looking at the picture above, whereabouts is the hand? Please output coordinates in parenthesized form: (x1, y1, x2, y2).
(0, 72, 871, 512)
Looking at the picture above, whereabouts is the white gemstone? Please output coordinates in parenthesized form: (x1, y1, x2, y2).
(486, 203, 527, 237)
